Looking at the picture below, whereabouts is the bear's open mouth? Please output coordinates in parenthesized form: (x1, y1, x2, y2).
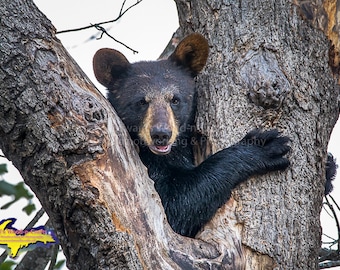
(149, 144, 172, 155)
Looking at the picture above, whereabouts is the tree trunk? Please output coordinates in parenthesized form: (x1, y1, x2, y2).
(0, 1, 241, 269)
(175, 0, 339, 269)
(0, 0, 339, 270)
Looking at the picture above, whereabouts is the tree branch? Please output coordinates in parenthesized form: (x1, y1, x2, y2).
(56, 0, 143, 34)
(320, 195, 340, 266)
(47, 244, 59, 270)
(93, 24, 138, 54)
(55, 0, 142, 53)
(319, 259, 340, 269)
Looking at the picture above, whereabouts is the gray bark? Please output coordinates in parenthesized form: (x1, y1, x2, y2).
(174, 0, 339, 269)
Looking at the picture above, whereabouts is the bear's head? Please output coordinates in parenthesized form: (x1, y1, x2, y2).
(93, 33, 209, 155)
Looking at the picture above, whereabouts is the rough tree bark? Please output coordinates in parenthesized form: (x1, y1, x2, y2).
(175, 0, 339, 269)
(0, 1, 338, 270)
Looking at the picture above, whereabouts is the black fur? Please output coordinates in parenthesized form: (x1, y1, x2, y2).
(140, 129, 290, 237)
(325, 153, 337, 195)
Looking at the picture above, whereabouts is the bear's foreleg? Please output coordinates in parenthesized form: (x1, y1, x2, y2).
(155, 129, 290, 237)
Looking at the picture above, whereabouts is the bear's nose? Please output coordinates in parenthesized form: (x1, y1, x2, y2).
(150, 127, 172, 146)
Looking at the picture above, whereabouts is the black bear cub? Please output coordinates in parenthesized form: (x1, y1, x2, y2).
(93, 33, 290, 237)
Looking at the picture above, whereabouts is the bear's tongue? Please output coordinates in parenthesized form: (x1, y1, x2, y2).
(149, 144, 171, 155)
(156, 145, 169, 151)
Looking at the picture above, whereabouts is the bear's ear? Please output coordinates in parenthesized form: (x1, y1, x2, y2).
(169, 33, 209, 76)
(93, 48, 130, 87)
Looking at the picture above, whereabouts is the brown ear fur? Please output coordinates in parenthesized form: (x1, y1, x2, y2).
(93, 48, 130, 87)
(169, 33, 209, 76)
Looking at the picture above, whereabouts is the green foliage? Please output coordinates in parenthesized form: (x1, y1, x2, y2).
(0, 260, 16, 270)
(0, 164, 36, 215)
(54, 259, 66, 269)
(0, 163, 8, 175)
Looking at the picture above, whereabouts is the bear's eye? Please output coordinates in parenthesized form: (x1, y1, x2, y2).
(171, 96, 180, 105)
(137, 98, 148, 106)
